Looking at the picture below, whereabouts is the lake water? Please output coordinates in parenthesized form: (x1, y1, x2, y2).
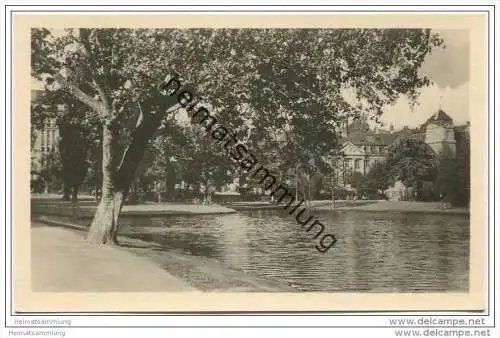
(119, 210, 469, 292)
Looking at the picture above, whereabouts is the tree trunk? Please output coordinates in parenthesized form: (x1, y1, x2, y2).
(86, 112, 162, 245)
(71, 185, 79, 219)
(87, 119, 120, 245)
(87, 189, 125, 245)
(62, 185, 71, 201)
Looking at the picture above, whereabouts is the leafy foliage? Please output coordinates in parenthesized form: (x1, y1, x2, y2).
(435, 129, 470, 207)
(434, 154, 459, 204)
(33, 150, 64, 193)
(361, 161, 391, 197)
(347, 171, 365, 190)
(58, 108, 97, 190)
(32, 83, 100, 196)
(454, 129, 470, 207)
(385, 137, 437, 190)
(31, 28, 443, 201)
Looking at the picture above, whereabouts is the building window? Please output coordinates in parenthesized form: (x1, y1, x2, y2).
(343, 158, 353, 169)
(364, 159, 369, 169)
(371, 145, 377, 153)
(355, 159, 361, 170)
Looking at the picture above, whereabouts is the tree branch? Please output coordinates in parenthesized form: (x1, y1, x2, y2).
(92, 80, 111, 110)
(78, 29, 111, 110)
(53, 73, 107, 114)
(114, 110, 162, 192)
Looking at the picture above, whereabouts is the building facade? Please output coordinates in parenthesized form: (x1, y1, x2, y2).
(31, 90, 62, 180)
(423, 110, 457, 157)
(334, 109, 468, 191)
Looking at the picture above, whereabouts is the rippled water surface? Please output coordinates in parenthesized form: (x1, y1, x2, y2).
(119, 210, 469, 292)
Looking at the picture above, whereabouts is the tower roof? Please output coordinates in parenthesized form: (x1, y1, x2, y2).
(419, 109, 454, 133)
(426, 109, 453, 123)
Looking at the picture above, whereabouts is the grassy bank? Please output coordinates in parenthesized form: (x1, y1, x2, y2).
(31, 199, 238, 218)
(313, 200, 469, 215)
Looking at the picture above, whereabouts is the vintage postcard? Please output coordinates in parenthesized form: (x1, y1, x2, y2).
(12, 12, 487, 312)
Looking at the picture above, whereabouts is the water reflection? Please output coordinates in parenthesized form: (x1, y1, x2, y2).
(120, 210, 469, 292)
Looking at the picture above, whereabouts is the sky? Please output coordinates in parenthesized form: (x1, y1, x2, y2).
(379, 29, 470, 129)
(33, 28, 470, 129)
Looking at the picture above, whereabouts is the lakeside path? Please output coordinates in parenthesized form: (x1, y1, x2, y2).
(31, 223, 196, 292)
(32, 221, 296, 292)
(313, 200, 469, 215)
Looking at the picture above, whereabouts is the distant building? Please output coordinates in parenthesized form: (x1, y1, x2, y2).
(334, 109, 469, 193)
(31, 90, 62, 179)
(422, 109, 457, 157)
(336, 117, 395, 178)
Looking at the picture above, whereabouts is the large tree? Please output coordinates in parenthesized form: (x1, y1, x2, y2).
(32, 86, 99, 215)
(455, 129, 470, 207)
(31, 28, 443, 245)
(385, 137, 437, 197)
(434, 153, 459, 205)
(147, 125, 236, 202)
(435, 129, 470, 207)
(361, 160, 392, 199)
(57, 103, 99, 202)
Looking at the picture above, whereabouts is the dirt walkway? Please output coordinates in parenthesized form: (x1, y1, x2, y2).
(31, 224, 197, 292)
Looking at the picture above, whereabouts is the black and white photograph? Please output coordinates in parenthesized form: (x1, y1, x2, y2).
(3, 2, 499, 336)
(29, 26, 472, 295)
(2, 8, 489, 320)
